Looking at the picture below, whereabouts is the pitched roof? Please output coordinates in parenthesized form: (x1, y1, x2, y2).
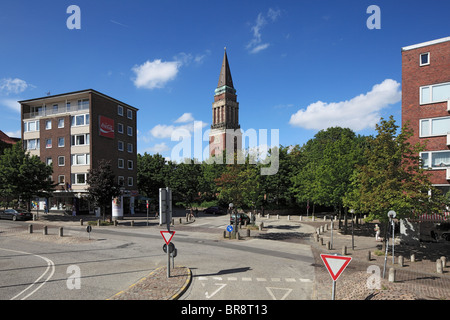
(217, 49, 234, 89)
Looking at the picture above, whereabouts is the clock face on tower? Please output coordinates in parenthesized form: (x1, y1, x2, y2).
(214, 135, 221, 143)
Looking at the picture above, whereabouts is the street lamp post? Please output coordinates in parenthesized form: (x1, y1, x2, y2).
(349, 209, 355, 250)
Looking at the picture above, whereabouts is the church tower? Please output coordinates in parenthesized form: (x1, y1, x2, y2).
(209, 49, 242, 158)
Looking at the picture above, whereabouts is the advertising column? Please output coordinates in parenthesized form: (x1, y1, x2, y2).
(112, 196, 123, 220)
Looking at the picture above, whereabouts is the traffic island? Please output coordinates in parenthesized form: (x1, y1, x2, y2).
(108, 266, 192, 300)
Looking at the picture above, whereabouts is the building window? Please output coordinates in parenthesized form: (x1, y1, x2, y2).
(71, 173, 87, 185)
(118, 176, 124, 186)
(118, 141, 124, 151)
(58, 175, 65, 185)
(25, 139, 40, 150)
(420, 151, 450, 169)
(72, 154, 90, 166)
(118, 158, 124, 169)
(71, 114, 90, 127)
(127, 160, 133, 170)
(420, 117, 450, 137)
(71, 134, 90, 146)
(127, 126, 133, 136)
(118, 105, 123, 116)
(420, 82, 450, 104)
(127, 109, 133, 119)
(46, 138, 52, 148)
(58, 137, 65, 147)
(420, 52, 430, 66)
(128, 177, 133, 187)
(58, 156, 65, 166)
(58, 118, 64, 128)
(46, 158, 52, 165)
(24, 120, 40, 132)
(118, 123, 123, 134)
(53, 104, 59, 114)
(127, 143, 133, 153)
(45, 120, 52, 130)
(78, 99, 89, 110)
(66, 102, 71, 112)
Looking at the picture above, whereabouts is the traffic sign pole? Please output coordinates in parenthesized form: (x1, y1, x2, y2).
(320, 254, 352, 300)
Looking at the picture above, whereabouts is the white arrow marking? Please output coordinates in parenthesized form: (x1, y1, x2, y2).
(205, 283, 227, 299)
(266, 287, 293, 300)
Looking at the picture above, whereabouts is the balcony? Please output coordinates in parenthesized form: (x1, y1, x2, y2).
(23, 102, 89, 120)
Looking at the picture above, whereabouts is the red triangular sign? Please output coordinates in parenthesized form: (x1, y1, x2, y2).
(160, 231, 175, 245)
(320, 254, 352, 281)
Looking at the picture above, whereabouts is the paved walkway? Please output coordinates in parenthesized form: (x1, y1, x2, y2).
(301, 219, 450, 300)
(108, 266, 191, 300)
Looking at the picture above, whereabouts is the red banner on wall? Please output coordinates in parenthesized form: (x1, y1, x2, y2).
(99, 115, 114, 138)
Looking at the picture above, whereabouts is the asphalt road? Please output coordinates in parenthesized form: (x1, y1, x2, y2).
(0, 214, 316, 300)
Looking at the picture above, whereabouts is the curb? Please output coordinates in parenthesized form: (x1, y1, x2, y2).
(169, 267, 192, 300)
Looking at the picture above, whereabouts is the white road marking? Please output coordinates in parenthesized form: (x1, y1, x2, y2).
(0, 247, 55, 300)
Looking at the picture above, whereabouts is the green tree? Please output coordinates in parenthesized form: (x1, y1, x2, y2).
(87, 159, 121, 221)
(344, 116, 448, 222)
(0, 142, 55, 209)
(168, 159, 202, 208)
(137, 153, 171, 201)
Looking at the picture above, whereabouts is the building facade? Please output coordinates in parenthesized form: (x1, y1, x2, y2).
(401, 37, 450, 199)
(209, 49, 242, 159)
(19, 89, 138, 217)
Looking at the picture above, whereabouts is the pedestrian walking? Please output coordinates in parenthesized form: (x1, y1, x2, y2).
(374, 224, 381, 241)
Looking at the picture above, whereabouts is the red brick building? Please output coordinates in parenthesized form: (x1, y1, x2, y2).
(209, 49, 242, 159)
(19, 89, 138, 217)
(402, 37, 450, 198)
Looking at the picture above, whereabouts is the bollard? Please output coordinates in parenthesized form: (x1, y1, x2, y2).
(59, 227, 63, 237)
(441, 256, 447, 268)
(267, 214, 270, 219)
(319, 237, 323, 245)
(388, 268, 396, 282)
(342, 245, 347, 255)
(436, 259, 443, 274)
(114, 220, 118, 226)
(367, 250, 371, 261)
(299, 215, 302, 221)
(28, 224, 33, 234)
(323, 216, 327, 221)
(97, 219, 100, 226)
(246, 229, 250, 237)
(287, 215, 290, 221)
(320, 225, 324, 233)
(411, 254, 416, 263)
(80, 219, 83, 226)
(398, 255, 404, 267)
(277, 214, 279, 220)
(43, 226, 48, 235)
(324, 224, 328, 231)
(179, 218, 182, 224)
(315, 233, 319, 242)
(223, 231, 227, 238)
(259, 222, 264, 231)
(130, 220, 134, 227)
(312, 215, 315, 221)
(326, 241, 331, 250)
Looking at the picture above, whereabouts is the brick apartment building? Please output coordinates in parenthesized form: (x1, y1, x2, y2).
(19, 89, 138, 218)
(402, 36, 450, 201)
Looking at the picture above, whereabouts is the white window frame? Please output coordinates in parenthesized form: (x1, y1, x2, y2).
(118, 141, 124, 151)
(58, 118, 64, 128)
(58, 175, 65, 185)
(58, 137, 65, 147)
(45, 120, 52, 130)
(127, 109, 133, 120)
(24, 120, 40, 132)
(118, 105, 123, 116)
(127, 160, 133, 170)
(25, 139, 40, 150)
(420, 150, 450, 169)
(420, 52, 430, 66)
(127, 177, 133, 187)
(71, 113, 90, 127)
(72, 173, 87, 185)
(118, 123, 123, 134)
(127, 143, 133, 153)
(46, 138, 52, 149)
(420, 81, 450, 105)
(71, 134, 90, 146)
(118, 176, 124, 186)
(419, 116, 450, 137)
(58, 156, 65, 167)
(72, 154, 90, 166)
(118, 158, 124, 169)
(127, 126, 133, 136)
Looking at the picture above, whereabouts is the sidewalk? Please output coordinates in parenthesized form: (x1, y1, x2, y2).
(301, 219, 450, 300)
(108, 266, 192, 300)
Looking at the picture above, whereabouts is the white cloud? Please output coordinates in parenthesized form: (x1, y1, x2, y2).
(0, 78, 29, 95)
(289, 79, 402, 131)
(1, 98, 21, 113)
(145, 142, 170, 154)
(174, 113, 194, 123)
(246, 8, 281, 54)
(132, 59, 180, 90)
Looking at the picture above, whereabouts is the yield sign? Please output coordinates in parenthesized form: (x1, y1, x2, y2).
(320, 254, 352, 281)
(160, 231, 175, 245)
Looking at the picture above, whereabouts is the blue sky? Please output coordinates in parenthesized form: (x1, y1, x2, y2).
(0, 0, 449, 161)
